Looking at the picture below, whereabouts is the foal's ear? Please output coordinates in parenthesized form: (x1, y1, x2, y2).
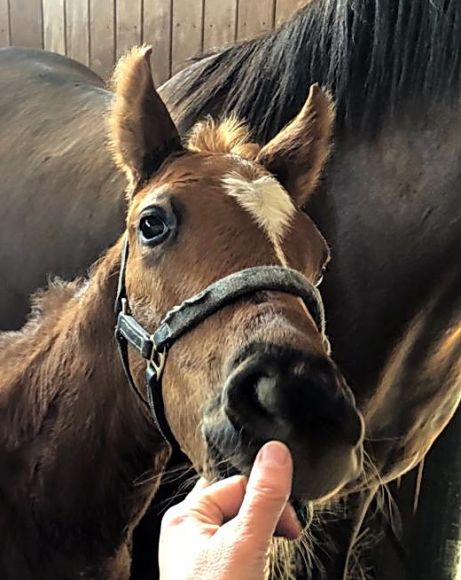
(256, 85, 335, 207)
(108, 45, 182, 193)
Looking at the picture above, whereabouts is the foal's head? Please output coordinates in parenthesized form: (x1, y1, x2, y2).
(109, 47, 363, 502)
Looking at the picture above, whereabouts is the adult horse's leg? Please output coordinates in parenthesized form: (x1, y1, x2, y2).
(368, 412, 461, 580)
(405, 410, 461, 580)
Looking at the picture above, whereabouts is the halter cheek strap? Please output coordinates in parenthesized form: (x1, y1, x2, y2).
(114, 238, 176, 446)
(114, 237, 326, 450)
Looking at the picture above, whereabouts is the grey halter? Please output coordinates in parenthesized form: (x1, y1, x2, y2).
(114, 237, 326, 448)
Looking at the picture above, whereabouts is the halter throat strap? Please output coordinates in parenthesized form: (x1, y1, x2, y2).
(114, 238, 326, 449)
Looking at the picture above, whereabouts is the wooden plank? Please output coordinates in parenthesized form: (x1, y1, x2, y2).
(203, 0, 236, 51)
(171, 0, 203, 75)
(43, 0, 66, 55)
(275, 0, 303, 27)
(143, 0, 172, 86)
(0, 0, 9, 47)
(89, 0, 114, 79)
(237, 0, 274, 41)
(66, 0, 89, 65)
(115, 0, 142, 59)
(9, 0, 42, 48)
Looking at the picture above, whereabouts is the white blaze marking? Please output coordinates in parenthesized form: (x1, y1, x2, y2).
(222, 174, 295, 249)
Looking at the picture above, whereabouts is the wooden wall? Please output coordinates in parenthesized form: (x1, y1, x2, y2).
(0, 0, 303, 84)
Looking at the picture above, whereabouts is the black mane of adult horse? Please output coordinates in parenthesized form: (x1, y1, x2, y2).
(0, 1, 460, 578)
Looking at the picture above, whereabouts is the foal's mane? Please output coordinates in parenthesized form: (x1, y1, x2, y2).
(168, 0, 461, 141)
(0, 248, 118, 352)
(0, 281, 81, 349)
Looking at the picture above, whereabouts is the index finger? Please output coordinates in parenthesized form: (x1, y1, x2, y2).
(184, 475, 248, 526)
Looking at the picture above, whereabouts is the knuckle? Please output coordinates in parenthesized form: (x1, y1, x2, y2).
(161, 504, 188, 529)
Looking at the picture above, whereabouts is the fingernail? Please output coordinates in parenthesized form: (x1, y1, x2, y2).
(258, 441, 290, 466)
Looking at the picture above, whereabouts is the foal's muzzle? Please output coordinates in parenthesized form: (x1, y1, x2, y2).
(206, 344, 364, 501)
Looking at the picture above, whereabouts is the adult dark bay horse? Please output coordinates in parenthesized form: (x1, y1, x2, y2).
(0, 46, 365, 579)
(0, 0, 460, 578)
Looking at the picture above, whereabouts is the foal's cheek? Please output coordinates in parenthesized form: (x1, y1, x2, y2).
(160, 313, 231, 469)
(162, 361, 215, 468)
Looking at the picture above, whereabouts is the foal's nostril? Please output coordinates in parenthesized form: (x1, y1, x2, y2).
(223, 366, 272, 429)
(223, 348, 363, 448)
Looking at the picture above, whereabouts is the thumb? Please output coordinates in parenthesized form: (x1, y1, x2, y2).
(234, 441, 296, 547)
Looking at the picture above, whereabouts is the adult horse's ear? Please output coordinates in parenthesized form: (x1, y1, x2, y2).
(108, 45, 182, 194)
(256, 84, 335, 208)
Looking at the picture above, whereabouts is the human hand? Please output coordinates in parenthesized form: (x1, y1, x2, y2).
(159, 441, 302, 580)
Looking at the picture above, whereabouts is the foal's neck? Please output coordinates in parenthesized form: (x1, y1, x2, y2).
(0, 241, 170, 572)
(59, 241, 169, 490)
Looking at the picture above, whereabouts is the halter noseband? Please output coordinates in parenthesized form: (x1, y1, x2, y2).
(114, 236, 326, 449)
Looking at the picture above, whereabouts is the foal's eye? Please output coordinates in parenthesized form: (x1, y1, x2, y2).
(139, 213, 170, 246)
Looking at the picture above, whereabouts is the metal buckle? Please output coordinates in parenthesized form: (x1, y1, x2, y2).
(150, 345, 167, 381)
